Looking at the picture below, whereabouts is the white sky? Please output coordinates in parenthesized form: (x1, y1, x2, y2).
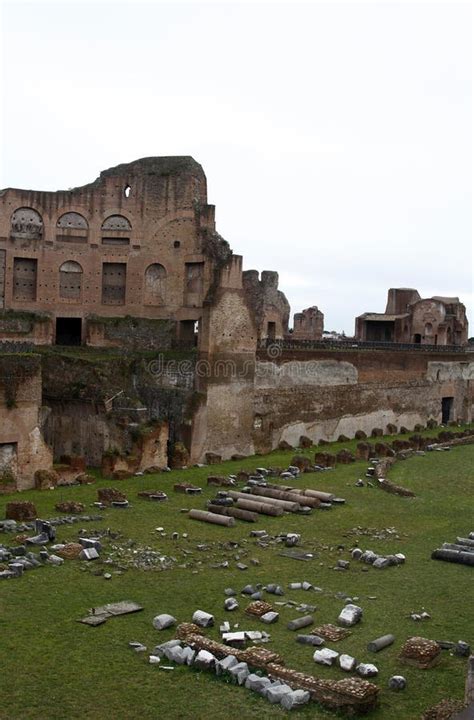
(0, 0, 472, 334)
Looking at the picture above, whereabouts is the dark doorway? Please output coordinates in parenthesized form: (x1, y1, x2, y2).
(178, 319, 199, 349)
(267, 321, 276, 340)
(441, 396, 454, 424)
(414, 334, 421, 344)
(56, 317, 82, 346)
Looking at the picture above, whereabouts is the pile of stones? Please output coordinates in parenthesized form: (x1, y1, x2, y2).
(344, 526, 403, 541)
(351, 547, 406, 569)
(104, 539, 176, 572)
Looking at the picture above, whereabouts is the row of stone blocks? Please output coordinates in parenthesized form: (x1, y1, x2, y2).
(279, 420, 470, 452)
(163, 625, 380, 714)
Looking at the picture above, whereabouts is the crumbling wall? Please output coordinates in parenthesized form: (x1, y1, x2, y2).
(252, 349, 474, 452)
(0, 354, 53, 490)
(0, 156, 230, 345)
(191, 256, 257, 462)
(0, 310, 53, 344)
(41, 350, 194, 466)
(292, 306, 324, 340)
(86, 316, 176, 350)
(242, 269, 290, 341)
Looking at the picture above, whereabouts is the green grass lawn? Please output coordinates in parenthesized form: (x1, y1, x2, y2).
(1, 429, 473, 720)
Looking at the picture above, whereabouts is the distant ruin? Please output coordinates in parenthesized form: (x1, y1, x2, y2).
(355, 288, 468, 346)
(0, 157, 472, 489)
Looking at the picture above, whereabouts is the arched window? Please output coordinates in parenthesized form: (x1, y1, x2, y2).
(144, 263, 166, 305)
(59, 261, 83, 300)
(11, 207, 43, 238)
(424, 322, 433, 336)
(57, 212, 88, 229)
(101, 215, 132, 231)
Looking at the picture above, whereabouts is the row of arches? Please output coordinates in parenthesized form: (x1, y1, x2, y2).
(59, 261, 167, 304)
(11, 207, 132, 235)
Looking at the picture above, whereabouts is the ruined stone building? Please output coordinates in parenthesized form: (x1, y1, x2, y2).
(0, 156, 235, 348)
(291, 306, 324, 341)
(0, 158, 472, 491)
(355, 288, 468, 345)
(242, 270, 290, 341)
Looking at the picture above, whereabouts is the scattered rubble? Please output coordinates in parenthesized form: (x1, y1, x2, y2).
(350, 546, 406, 570)
(168, 625, 379, 713)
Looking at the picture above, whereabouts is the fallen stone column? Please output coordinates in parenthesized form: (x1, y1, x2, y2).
(441, 542, 474, 553)
(228, 490, 299, 512)
(292, 489, 335, 503)
(367, 634, 395, 653)
(235, 498, 284, 517)
(287, 615, 314, 631)
(249, 486, 318, 508)
(431, 548, 474, 566)
(188, 510, 235, 527)
(249, 486, 320, 508)
(207, 504, 258, 522)
(456, 537, 474, 549)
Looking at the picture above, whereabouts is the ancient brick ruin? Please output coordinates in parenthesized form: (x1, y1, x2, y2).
(355, 288, 468, 345)
(0, 157, 472, 489)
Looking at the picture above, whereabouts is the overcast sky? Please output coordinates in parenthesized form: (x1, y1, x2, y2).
(0, 0, 472, 333)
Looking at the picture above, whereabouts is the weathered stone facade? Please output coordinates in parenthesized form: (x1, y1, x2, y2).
(0, 158, 472, 481)
(0, 157, 233, 347)
(292, 306, 324, 340)
(0, 355, 53, 490)
(250, 348, 474, 453)
(242, 270, 290, 340)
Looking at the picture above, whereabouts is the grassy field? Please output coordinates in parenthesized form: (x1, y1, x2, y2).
(0, 428, 473, 720)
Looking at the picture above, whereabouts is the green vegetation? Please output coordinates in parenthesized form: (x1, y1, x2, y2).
(0, 469, 15, 487)
(0, 308, 50, 327)
(0, 431, 473, 719)
(35, 344, 196, 364)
